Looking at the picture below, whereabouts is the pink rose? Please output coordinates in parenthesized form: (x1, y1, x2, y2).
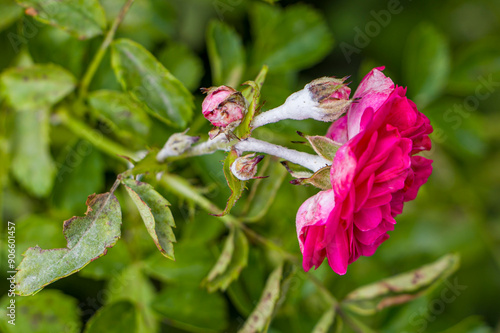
(296, 67, 433, 275)
(201, 86, 246, 128)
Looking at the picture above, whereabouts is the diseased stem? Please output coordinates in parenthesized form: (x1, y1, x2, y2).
(164, 136, 330, 172)
(234, 138, 331, 172)
(79, 0, 136, 98)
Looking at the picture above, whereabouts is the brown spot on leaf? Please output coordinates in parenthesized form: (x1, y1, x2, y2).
(25, 7, 38, 16)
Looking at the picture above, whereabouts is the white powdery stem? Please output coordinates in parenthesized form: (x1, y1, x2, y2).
(187, 134, 230, 155)
(251, 89, 322, 128)
(234, 138, 331, 172)
(157, 134, 229, 161)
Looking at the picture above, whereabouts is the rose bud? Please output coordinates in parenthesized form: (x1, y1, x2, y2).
(230, 154, 265, 181)
(251, 77, 352, 128)
(201, 86, 247, 129)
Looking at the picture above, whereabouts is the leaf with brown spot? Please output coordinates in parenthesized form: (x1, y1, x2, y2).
(203, 226, 249, 292)
(238, 264, 284, 333)
(342, 254, 460, 315)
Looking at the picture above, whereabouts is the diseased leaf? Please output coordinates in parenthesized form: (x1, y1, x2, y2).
(88, 90, 151, 138)
(0, 64, 76, 109)
(16, 0, 107, 39)
(218, 149, 246, 216)
(312, 307, 336, 333)
(207, 20, 245, 87)
(15, 192, 122, 295)
(244, 158, 287, 222)
(0, 290, 81, 333)
(204, 227, 249, 292)
(249, 3, 333, 73)
(152, 284, 229, 332)
(84, 301, 138, 333)
(238, 264, 283, 333)
(404, 22, 450, 108)
(111, 38, 194, 128)
(122, 178, 176, 260)
(11, 108, 55, 197)
(343, 254, 460, 315)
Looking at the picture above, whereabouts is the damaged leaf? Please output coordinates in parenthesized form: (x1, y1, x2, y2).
(15, 192, 122, 295)
(122, 179, 176, 260)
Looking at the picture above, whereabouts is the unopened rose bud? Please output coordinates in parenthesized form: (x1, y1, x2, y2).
(308, 76, 351, 103)
(251, 77, 352, 128)
(201, 86, 247, 129)
(157, 130, 200, 162)
(230, 154, 264, 181)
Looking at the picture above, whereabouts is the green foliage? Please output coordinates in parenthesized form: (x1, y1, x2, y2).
(404, 22, 450, 108)
(0, 290, 81, 333)
(84, 300, 138, 333)
(122, 178, 176, 260)
(111, 38, 194, 128)
(16, 0, 107, 39)
(249, 3, 334, 73)
(207, 20, 245, 87)
(88, 90, 151, 138)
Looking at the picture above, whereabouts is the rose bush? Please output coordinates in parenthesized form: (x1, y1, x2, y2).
(296, 67, 433, 275)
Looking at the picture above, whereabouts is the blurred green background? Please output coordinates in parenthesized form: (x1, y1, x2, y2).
(0, 0, 499, 332)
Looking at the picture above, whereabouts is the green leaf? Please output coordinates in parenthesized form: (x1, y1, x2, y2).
(249, 3, 334, 73)
(16, 0, 107, 39)
(122, 178, 176, 260)
(158, 42, 204, 91)
(0, 290, 81, 333)
(302, 134, 340, 161)
(152, 284, 229, 333)
(144, 242, 213, 285)
(207, 20, 245, 87)
(11, 108, 55, 197)
(53, 142, 105, 212)
(0, 0, 22, 33)
(342, 254, 460, 315)
(447, 38, 500, 95)
(88, 90, 151, 138)
(204, 226, 249, 292)
(218, 149, 246, 216)
(106, 264, 159, 333)
(238, 264, 284, 333)
(404, 22, 450, 108)
(0, 64, 76, 109)
(244, 158, 287, 222)
(236, 65, 268, 139)
(84, 301, 138, 333)
(290, 167, 332, 191)
(111, 38, 194, 128)
(311, 307, 336, 333)
(78, 241, 131, 280)
(15, 192, 122, 295)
